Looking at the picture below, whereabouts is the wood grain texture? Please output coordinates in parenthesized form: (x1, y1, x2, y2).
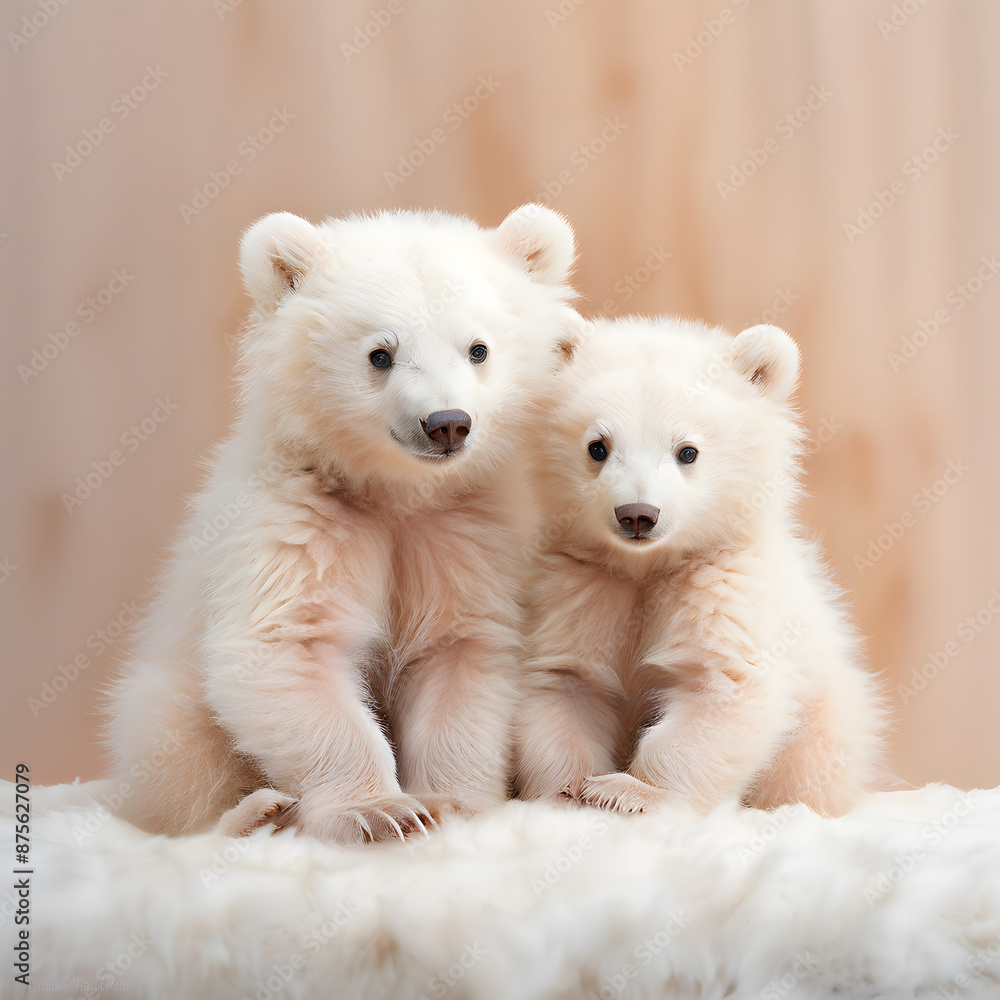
(2, 0, 997, 791)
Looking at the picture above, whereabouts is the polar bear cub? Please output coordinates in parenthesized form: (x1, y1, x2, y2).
(516, 316, 883, 818)
(108, 204, 580, 844)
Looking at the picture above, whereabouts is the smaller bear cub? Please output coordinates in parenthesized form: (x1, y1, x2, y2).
(516, 316, 883, 818)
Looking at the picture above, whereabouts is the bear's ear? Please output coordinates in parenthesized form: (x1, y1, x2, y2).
(731, 324, 800, 402)
(496, 203, 576, 285)
(238, 212, 327, 311)
(553, 332, 580, 368)
(551, 313, 589, 369)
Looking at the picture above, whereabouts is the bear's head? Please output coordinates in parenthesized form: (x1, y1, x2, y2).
(235, 205, 579, 489)
(538, 317, 804, 569)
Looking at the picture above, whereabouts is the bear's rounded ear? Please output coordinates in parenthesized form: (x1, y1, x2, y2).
(496, 203, 576, 286)
(731, 324, 800, 401)
(550, 313, 588, 369)
(552, 332, 580, 369)
(238, 212, 327, 311)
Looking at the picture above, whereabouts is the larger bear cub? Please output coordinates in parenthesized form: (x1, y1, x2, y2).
(109, 205, 579, 844)
(516, 316, 883, 818)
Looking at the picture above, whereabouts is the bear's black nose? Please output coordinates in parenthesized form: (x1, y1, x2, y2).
(615, 502, 659, 538)
(422, 409, 472, 451)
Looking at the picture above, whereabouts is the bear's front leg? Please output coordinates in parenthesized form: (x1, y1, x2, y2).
(207, 632, 433, 845)
(392, 637, 524, 820)
(619, 661, 792, 815)
(514, 661, 624, 805)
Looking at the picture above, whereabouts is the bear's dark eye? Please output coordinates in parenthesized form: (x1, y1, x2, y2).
(469, 343, 488, 364)
(369, 349, 393, 370)
(677, 446, 698, 465)
(588, 440, 609, 463)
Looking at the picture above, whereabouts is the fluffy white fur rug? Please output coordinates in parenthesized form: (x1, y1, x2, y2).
(3, 781, 1000, 1000)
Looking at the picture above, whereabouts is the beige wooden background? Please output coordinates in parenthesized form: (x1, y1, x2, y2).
(2, 0, 998, 792)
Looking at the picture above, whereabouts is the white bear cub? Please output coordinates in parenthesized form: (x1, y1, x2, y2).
(516, 316, 883, 818)
(108, 204, 579, 844)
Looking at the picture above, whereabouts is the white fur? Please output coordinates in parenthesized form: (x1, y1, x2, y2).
(106, 205, 581, 843)
(516, 316, 885, 818)
(10, 779, 1000, 999)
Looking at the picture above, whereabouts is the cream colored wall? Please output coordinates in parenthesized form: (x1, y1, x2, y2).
(3, 0, 999, 791)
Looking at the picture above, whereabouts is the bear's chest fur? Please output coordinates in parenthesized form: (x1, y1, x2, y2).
(301, 473, 527, 658)
(530, 554, 681, 686)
